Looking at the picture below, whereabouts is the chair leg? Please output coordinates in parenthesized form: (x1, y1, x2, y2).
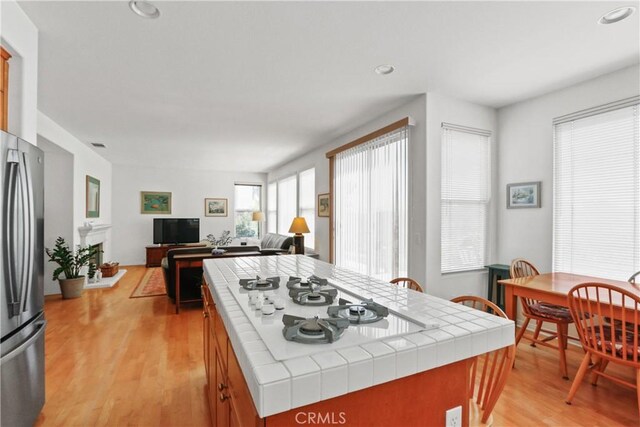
(636, 369, 640, 419)
(591, 359, 609, 386)
(515, 318, 530, 346)
(561, 323, 569, 349)
(566, 352, 591, 405)
(556, 323, 569, 380)
(531, 320, 543, 347)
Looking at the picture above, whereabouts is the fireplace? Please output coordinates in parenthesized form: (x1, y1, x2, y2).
(90, 243, 103, 267)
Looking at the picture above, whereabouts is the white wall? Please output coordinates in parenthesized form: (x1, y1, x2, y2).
(39, 137, 74, 295)
(37, 112, 113, 262)
(425, 93, 498, 300)
(497, 64, 640, 272)
(112, 165, 267, 265)
(0, 0, 38, 143)
(268, 95, 428, 284)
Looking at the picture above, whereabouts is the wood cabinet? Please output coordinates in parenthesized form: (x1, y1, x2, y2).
(1, 47, 11, 132)
(202, 283, 263, 427)
(146, 244, 205, 267)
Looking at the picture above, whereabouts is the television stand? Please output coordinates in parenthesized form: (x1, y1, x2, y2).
(145, 244, 205, 268)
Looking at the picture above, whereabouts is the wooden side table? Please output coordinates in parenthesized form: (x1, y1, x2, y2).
(484, 264, 510, 310)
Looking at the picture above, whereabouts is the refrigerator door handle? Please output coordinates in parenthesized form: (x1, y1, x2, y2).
(19, 151, 35, 313)
(3, 149, 20, 317)
(0, 319, 47, 366)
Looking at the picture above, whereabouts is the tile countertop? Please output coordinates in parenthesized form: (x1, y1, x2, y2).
(203, 255, 515, 418)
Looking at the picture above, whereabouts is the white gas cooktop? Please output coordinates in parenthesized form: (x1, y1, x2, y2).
(223, 257, 438, 361)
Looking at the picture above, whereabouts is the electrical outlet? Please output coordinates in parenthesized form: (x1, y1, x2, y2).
(445, 406, 462, 427)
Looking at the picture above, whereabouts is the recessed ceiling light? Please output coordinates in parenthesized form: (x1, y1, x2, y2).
(91, 142, 107, 148)
(375, 65, 395, 75)
(598, 6, 635, 24)
(129, 1, 160, 19)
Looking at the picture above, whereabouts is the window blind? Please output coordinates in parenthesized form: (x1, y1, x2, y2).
(277, 175, 297, 235)
(267, 182, 277, 234)
(441, 125, 491, 273)
(553, 102, 640, 281)
(299, 168, 315, 249)
(334, 126, 408, 280)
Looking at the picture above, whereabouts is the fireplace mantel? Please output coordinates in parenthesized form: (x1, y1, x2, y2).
(78, 223, 112, 247)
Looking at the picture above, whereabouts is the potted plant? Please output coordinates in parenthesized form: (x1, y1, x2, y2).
(45, 237, 100, 299)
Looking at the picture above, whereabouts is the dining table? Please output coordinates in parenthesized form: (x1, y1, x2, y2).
(498, 272, 640, 322)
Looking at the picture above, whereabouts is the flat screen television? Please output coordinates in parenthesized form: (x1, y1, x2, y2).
(153, 218, 200, 244)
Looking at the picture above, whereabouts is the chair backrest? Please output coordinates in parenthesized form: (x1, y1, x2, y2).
(567, 283, 640, 368)
(509, 258, 540, 279)
(509, 259, 543, 315)
(451, 295, 515, 424)
(390, 277, 424, 293)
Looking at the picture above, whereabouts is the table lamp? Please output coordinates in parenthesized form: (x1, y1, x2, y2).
(288, 217, 310, 255)
(252, 211, 265, 238)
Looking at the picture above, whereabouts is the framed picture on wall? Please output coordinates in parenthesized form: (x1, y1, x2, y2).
(141, 191, 172, 214)
(205, 198, 228, 217)
(318, 193, 330, 217)
(86, 175, 100, 218)
(507, 181, 541, 209)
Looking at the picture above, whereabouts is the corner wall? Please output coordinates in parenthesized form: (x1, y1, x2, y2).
(111, 165, 267, 265)
(497, 64, 640, 271)
(268, 95, 428, 284)
(425, 93, 498, 300)
(37, 112, 113, 262)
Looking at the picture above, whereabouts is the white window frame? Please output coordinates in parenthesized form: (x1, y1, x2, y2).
(440, 123, 491, 274)
(234, 183, 262, 239)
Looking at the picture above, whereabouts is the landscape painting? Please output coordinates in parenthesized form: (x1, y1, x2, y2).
(205, 198, 228, 217)
(141, 191, 172, 214)
(507, 182, 541, 209)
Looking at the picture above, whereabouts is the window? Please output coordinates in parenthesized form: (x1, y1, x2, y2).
(267, 182, 277, 234)
(234, 184, 261, 238)
(299, 168, 315, 249)
(277, 175, 297, 235)
(553, 99, 639, 281)
(441, 124, 491, 273)
(334, 126, 408, 280)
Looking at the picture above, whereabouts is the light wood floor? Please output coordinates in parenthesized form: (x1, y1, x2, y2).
(37, 265, 638, 427)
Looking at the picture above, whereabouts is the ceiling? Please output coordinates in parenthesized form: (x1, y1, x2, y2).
(16, 1, 640, 172)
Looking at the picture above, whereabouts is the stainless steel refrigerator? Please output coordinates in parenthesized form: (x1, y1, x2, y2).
(1, 130, 46, 427)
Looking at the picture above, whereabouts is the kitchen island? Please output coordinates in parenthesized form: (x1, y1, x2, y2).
(202, 256, 514, 427)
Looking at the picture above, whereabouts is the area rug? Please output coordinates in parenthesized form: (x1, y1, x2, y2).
(130, 268, 167, 298)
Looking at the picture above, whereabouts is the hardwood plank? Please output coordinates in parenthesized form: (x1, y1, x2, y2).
(35, 266, 209, 427)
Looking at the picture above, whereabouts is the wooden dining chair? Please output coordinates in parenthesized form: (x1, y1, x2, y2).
(451, 296, 516, 426)
(565, 282, 640, 418)
(510, 258, 574, 379)
(390, 277, 424, 293)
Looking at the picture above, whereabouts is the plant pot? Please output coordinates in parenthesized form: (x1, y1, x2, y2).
(59, 277, 85, 299)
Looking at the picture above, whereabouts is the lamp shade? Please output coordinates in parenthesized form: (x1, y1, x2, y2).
(252, 211, 265, 221)
(288, 217, 310, 234)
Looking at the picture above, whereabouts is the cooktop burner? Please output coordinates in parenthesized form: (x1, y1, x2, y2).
(289, 282, 338, 306)
(282, 315, 350, 344)
(286, 275, 329, 290)
(239, 276, 281, 291)
(327, 298, 390, 324)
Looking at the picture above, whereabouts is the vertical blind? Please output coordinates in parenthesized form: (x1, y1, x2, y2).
(277, 175, 297, 235)
(334, 127, 408, 280)
(267, 182, 277, 233)
(299, 168, 316, 249)
(441, 124, 491, 273)
(553, 101, 640, 281)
